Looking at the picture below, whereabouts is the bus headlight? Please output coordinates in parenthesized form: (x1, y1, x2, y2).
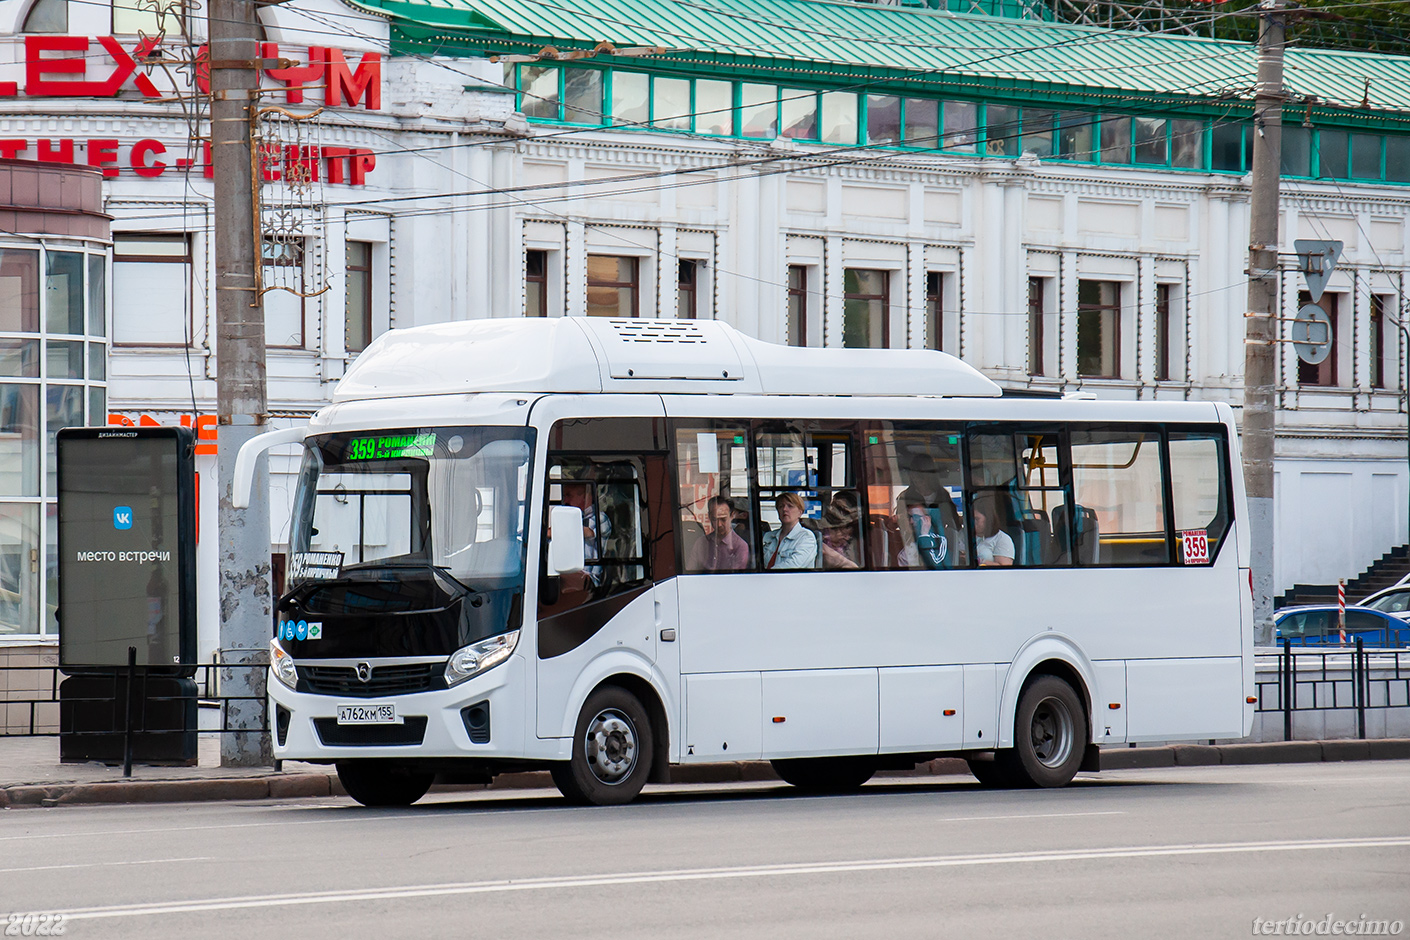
(445, 631, 519, 687)
(270, 638, 298, 690)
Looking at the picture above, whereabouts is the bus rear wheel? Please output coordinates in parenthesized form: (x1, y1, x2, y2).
(771, 757, 875, 793)
(552, 686, 655, 806)
(1008, 676, 1086, 788)
(335, 760, 435, 807)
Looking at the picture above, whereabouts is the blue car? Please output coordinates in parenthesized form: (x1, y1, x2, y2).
(1274, 605, 1408, 648)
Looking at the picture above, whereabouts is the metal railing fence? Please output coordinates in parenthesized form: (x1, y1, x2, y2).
(1, 647, 268, 776)
(1254, 639, 1410, 741)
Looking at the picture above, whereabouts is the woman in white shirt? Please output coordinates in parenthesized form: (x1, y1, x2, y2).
(762, 492, 818, 570)
(971, 495, 1015, 567)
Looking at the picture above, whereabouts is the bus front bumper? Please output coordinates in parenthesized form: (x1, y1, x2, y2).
(268, 654, 528, 762)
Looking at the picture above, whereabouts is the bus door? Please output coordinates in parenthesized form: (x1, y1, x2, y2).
(533, 407, 680, 742)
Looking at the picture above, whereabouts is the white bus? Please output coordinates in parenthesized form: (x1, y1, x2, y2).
(237, 317, 1254, 806)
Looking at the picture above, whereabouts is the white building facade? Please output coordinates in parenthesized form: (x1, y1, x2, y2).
(2, 0, 1410, 663)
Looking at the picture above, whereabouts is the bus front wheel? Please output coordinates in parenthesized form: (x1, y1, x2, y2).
(335, 760, 435, 807)
(1008, 676, 1086, 788)
(770, 757, 875, 792)
(552, 686, 655, 806)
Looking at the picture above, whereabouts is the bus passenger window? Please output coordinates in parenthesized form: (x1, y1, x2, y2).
(755, 424, 858, 571)
(967, 429, 1070, 567)
(1168, 431, 1231, 564)
(1069, 428, 1169, 565)
(861, 423, 968, 569)
(676, 427, 754, 572)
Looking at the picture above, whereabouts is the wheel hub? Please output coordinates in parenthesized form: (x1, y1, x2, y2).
(1030, 696, 1075, 768)
(585, 709, 638, 784)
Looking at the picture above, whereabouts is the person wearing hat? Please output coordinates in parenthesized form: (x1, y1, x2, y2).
(819, 490, 862, 570)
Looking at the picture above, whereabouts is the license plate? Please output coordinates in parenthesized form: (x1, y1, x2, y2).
(336, 703, 399, 725)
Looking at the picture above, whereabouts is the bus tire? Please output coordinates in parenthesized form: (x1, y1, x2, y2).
(770, 757, 875, 792)
(1009, 675, 1086, 788)
(552, 686, 654, 806)
(335, 761, 435, 807)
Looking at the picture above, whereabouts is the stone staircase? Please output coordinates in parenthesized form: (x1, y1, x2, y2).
(1276, 544, 1410, 609)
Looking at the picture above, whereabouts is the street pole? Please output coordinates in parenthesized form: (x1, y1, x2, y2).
(210, 0, 272, 765)
(1243, 0, 1287, 648)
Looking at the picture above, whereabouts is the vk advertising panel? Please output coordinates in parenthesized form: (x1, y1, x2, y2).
(57, 427, 196, 668)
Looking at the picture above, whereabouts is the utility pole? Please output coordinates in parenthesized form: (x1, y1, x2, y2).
(1243, 0, 1287, 648)
(210, 0, 272, 765)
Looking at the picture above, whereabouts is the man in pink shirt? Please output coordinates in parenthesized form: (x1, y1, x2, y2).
(688, 496, 750, 572)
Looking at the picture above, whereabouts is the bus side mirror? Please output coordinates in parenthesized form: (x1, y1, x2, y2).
(548, 505, 586, 575)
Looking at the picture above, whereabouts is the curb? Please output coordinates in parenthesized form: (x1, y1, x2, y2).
(1098, 738, 1410, 770)
(3, 740, 1408, 807)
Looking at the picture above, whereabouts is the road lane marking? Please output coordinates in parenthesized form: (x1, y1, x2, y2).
(31, 836, 1410, 922)
(923, 811, 1124, 822)
(0, 856, 211, 875)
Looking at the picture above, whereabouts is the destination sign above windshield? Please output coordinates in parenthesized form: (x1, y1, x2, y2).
(345, 431, 436, 461)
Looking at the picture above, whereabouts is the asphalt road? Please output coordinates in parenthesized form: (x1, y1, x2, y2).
(1, 762, 1408, 940)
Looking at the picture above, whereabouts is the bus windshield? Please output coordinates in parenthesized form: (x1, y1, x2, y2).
(288, 427, 535, 591)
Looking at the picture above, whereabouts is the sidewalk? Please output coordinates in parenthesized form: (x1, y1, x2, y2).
(2, 735, 1409, 808)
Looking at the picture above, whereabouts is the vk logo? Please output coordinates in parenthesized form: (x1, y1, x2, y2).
(113, 507, 133, 530)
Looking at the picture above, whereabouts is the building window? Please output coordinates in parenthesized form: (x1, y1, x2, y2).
(520, 65, 562, 121)
(740, 84, 779, 139)
(563, 69, 603, 124)
(944, 101, 978, 152)
(842, 268, 889, 349)
(1371, 294, 1389, 390)
(925, 272, 943, 351)
(586, 255, 639, 318)
(1077, 280, 1121, 378)
(113, 0, 161, 34)
(677, 260, 697, 319)
(1297, 292, 1339, 388)
(821, 92, 859, 145)
(1027, 276, 1045, 375)
(1154, 283, 1172, 382)
(22, 0, 66, 32)
(525, 249, 547, 318)
(262, 239, 305, 349)
(113, 235, 190, 346)
(346, 241, 373, 352)
(787, 265, 808, 346)
(867, 95, 901, 145)
(696, 80, 733, 136)
(0, 240, 107, 638)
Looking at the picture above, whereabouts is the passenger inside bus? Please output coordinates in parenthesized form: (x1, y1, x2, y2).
(972, 495, 1015, 567)
(762, 492, 818, 570)
(895, 490, 948, 569)
(820, 490, 862, 570)
(688, 496, 750, 572)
